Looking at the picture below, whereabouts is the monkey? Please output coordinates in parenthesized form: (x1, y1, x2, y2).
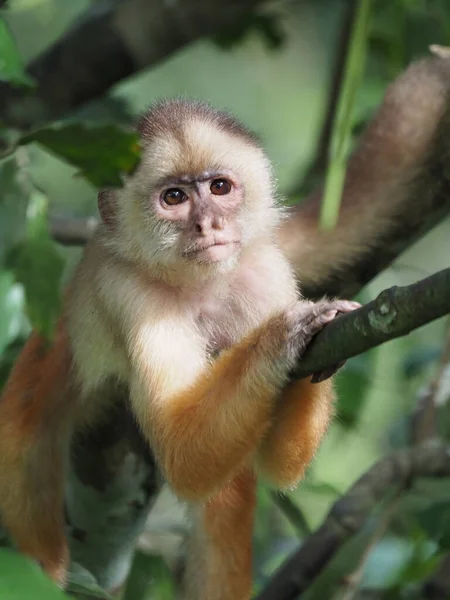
(1, 51, 449, 599)
(0, 98, 360, 599)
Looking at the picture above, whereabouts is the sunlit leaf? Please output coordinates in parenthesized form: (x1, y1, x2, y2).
(0, 18, 34, 87)
(0, 549, 69, 599)
(0, 270, 24, 355)
(7, 190, 64, 338)
(19, 122, 141, 187)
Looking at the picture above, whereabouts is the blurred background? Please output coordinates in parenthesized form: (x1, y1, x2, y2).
(0, 0, 450, 598)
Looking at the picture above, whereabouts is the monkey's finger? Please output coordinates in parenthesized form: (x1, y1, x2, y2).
(331, 300, 362, 315)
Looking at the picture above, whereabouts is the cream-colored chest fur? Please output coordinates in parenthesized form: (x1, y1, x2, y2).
(193, 248, 297, 353)
(67, 240, 297, 422)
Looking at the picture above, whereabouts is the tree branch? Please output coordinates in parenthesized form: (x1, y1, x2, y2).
(0, 0, 262, 130)
(294, 268, 450, 379)
(255, 442, 450, 600)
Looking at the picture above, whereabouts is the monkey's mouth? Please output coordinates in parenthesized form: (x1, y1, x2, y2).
(184, 240, 241, 262)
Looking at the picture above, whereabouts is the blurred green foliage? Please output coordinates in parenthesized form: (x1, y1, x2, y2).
(0, 0, 449, 598)
(0, 550, 70, 599)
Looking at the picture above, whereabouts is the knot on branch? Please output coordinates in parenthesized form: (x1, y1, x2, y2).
(368, 288, 398, 333)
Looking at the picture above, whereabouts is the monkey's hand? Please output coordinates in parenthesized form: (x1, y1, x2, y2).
(286, 299, 361, 382)
(257, 299, 360, 488)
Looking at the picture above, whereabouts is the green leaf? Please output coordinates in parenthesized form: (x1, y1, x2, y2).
(213, 11, 285, 50)
(416, 502, 450, 551)
(0, 158, 28, 260)
(122, 551, 175, 600)
(0, 549, 69, 599)
(0, 270, 24, 355)
(7, 190, 64, 338)
(335, 357, 371, 427)
(19, 122, 141, 187)
(66, 563, 114, 599)
(0, 18, 34, 87)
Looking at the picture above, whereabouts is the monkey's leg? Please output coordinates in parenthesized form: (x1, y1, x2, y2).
(183, 467, 256, 600)
(0, 324, 72, 584)
(257, 377, 335, 488)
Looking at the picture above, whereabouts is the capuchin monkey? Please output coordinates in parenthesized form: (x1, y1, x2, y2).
(0, 99, 359, 599)
(1, 53, 449, 600)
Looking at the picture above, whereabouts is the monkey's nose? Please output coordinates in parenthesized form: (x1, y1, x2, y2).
(194, 218, 213, 236)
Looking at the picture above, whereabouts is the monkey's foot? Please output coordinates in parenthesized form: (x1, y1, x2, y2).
(306, 299, 361, 382)
(287, 299, 361, 377)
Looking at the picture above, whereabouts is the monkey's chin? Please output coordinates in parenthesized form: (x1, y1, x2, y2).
(194, 242, 240, 263)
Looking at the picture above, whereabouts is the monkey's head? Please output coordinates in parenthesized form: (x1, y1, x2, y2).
(99, 99, 281, 282)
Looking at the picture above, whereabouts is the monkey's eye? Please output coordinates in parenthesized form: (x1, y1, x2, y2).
(162, 188, 188, 206)
(210, 179, 232, 196)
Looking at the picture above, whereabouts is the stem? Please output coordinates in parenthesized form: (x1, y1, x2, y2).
(320, 0, 372, 230)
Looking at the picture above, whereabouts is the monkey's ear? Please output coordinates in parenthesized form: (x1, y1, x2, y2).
(98, 189, 116, 229)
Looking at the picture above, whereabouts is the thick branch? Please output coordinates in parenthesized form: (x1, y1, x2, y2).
(0, 0, 262, 129)
(294, 268, 450, 379)
(256, 442, 450, 600)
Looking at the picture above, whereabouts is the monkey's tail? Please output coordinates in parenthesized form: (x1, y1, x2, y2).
(278, 55, 450, 298)
(0, 320, 72, 584)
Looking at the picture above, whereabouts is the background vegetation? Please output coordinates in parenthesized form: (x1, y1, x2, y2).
(0, 0, 449, 598)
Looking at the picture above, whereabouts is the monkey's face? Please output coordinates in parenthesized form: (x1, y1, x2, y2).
(150, 170, 244, 266)
(104, 101, 281, 280)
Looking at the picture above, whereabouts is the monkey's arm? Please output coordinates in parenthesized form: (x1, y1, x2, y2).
(257, 377, 334, 488)
(126, 309, 294, 500)
(0, 321, 72, 584)
(278, 56, 450, 294)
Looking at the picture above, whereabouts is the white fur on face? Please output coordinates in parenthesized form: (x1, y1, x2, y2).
(105, 113, 282, 286)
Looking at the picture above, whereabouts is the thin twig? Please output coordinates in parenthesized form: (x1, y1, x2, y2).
(270, 491, 311, 538)
(290, 0, 358, 197)
(332, 491, 402, 600)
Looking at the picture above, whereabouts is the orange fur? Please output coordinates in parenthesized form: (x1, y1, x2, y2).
(0, 320, 72, 583)
(258, 378, 335, 488)
(131, 313, 291, 500)
(184, 468, 256, 600)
